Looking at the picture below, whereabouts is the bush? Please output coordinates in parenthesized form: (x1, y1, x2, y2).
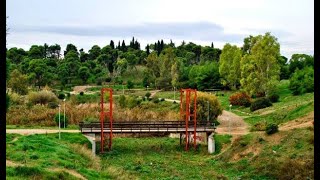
(105, 77, 112, 82)
(127, 80, 134, 89)
(250, 97, 272, 111)
(66, 92, 71, 97)
(58, 93, 66, 100)
(229, 92, 252, 107)
(183, 92, 223, 122)
(118, 95, 126, 108)
(96, 77, 105, 85)
(48, 102, 59, 109)
(267, 94, 280, 103)
(118, 95, 141, 108)
(153, 97, 160, 104)
(265, 123, 278, 135)
(9, 92, 24, 105)
(145, 92, 151, 99)
(28, 90, 58, 105)
(54, 113, 68, 128)
(80, 92, 84, 96)
(160, 98, 165, 102)
(289, 67, 314, 95)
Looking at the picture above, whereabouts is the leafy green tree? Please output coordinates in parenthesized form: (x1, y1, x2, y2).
(219, 43, 242, 89)
(288, 54, 314, 76)
(48, 44, 61, 59)
(110, 40, 115, 49)
(28, 45, 44, 59)
(146, 51, 161, 84)
(64, 44, 78, 56)
(116, 57, 128, 75)
(28, 59, 52, 89)
(62, 50, 81, 83)
(289, 66, 314, 95)
(6, 47, 27, 64)
(240, 32, 281, 96)
(88, 45, 101, 60)
(8, 69, 29, 95)
(78, 66, 91, 83)
(278, 56, 290, 80)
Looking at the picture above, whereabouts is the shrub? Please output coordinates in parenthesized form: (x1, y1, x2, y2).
(9, 92, 24, 105)
(54, 113, 68, 128)
(183, 92, 223, 122)
(48, 102, 59, 109)
(118, 95, 141, 108)
(265, 123, 278, 135)
(289, 67, 314, 95)
(253, 121, 267, 131)
(80, 92, 84, 96)
(28, 90, 58, 105)
(153, 97, 160, 104)
(96, 77, 105, 85)
(250, 97, 272, 112)
(58, 93, 66, 100)
(229, 92, 252, 107)
(252, 98, 272, 111)
(127, 80, 134, 89)
(160, 98, 165, 101)
(118, 95, 126, 108)
(66, 92, 71, 97)
(267, 94, 280, 103)
(126, 96, 141, 108)
(145, 92, 151, 99)
(105, 77, 112, 82)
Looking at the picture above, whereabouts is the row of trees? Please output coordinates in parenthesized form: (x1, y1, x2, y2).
(6, 34, 314, 96)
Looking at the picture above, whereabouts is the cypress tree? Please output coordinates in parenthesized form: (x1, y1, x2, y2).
(110, 40, 115, 49)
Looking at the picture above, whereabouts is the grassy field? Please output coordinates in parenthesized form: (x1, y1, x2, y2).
(6, 127, 314, 179)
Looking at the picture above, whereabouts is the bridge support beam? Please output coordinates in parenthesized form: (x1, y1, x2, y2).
(208, 133, 215, 154)
(84, 133, 96, 155)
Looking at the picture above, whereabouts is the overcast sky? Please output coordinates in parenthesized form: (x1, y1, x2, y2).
(6, 0, 313, 58)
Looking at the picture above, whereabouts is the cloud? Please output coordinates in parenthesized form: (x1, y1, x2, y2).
(12, 22, 245, 43)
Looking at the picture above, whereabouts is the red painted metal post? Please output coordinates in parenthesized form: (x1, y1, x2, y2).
(185, 89, 190, 151)
(109, 89, 113, 150)
(193, 90, 197, 150)
(100, 89, 104, 153)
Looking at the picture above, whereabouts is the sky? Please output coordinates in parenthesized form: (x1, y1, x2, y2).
(6, 0, 314, 58)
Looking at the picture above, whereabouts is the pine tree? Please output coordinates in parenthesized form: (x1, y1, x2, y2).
(211, 42, 214, 48)
(110, 40, 115, 49)
(117, 41, 121, 50)
(121, 40, 126, 51)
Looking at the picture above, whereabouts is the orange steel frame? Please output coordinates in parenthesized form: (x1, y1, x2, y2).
(180, 89, 197, 151)
(100, 88, 113, 153)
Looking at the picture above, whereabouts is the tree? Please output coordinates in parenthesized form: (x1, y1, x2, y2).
(288, 54, 314, 76)
(62, 50, 81, 84)
(28, 59, 52, 89)
(64, 44, 78, 56)
(240, 33, 281, 96)
(219, 43, 242, 89)
(121, 40, 127, 51)
(289, 66, 314, 95)
(8, 69, 29, 95)
(116, 57, 128, 75)
(146, 44, 150, 56)
(6, 47, 27, 64)
(110, 40, 115, 49)
(78, 66, 91, 83)
(127, 80, 134, 89)
(48, 44, 61, 59)
(88, 45, 101, 60)
(28, 45, 44, 59)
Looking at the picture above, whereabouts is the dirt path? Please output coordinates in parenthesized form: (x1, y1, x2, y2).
(150, 90, 161, 98)
(6, 129, 80, 135)
(279, 111, 314, 131)
(216, 110, 249, 135)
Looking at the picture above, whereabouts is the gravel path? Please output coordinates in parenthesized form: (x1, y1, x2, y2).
(216, 110, 249, 135)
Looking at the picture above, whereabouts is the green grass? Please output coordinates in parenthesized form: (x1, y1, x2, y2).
(156, 91, 181, 100)
(245, 101, 314, 128)
(6, 128, 313, 179)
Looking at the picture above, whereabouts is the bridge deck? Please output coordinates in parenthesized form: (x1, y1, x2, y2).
(79, 121, 216, 133)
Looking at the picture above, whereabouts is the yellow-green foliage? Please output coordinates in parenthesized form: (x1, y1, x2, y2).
(182, 91, 222, 121)
(27, 90, 58, 105)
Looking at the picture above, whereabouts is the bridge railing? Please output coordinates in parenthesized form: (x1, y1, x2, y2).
(79, 121, 216, 133)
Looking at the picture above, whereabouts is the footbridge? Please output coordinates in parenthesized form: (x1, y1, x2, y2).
(79, 88, 216, 155)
